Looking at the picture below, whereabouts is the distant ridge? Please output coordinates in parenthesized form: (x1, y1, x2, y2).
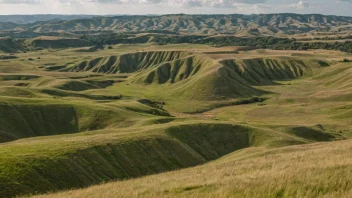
(1, 13, 352, 35)
(0, 15, 96, 24)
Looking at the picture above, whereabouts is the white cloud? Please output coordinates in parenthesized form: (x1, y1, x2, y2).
(0, 0, 40, 3)
(290, 0, 309, 9)
(0, 0, 268, 6)
(0, 0, 351, 15)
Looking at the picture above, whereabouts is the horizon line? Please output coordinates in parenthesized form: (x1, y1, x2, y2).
(0, 13, 351, 17)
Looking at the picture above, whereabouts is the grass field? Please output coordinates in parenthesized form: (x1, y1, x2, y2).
(0, 42, 351, 197)
(34, 139, 352, 198)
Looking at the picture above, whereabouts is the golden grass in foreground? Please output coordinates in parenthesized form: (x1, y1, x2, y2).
(35, 139, 352, 198)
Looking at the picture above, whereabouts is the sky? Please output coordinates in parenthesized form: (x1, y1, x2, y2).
(0, 0, 351, 16)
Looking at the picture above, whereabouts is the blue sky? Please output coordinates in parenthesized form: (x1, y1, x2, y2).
(0, 0, 351, 16)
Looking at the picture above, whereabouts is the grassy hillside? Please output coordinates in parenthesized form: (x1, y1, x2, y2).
(314, 63, 352, 90)
(0, 97, 169, 143)
(221, 58, 323, 85)
(56, 51, 328, 101)
(0, 122, 342, 197)
(35, 139, 352, 198)
(0, 37, 25, 53)
(61, 51, 191, 73)
(0, 101, 78, 142)
(58, 51, 264, 100)
(25, 36, 90, 49)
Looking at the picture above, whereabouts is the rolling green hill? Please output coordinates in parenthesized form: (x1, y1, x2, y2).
(221, 58, 324, 85)
(57, 51, 326, 100)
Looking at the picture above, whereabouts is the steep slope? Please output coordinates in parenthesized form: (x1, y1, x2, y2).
(0, 98, 168, 143)
(62, 51, 191, 73)
(0, 102, 78, 142)
(0, 37, 25, 53)
(308, 62, 352, 103)
(314, 63, 352, 90)
(221, 58, 322, 85)
(28, 77, 115, 91)
(166, 60, 265, 100)
(132, 55, 208, 84)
